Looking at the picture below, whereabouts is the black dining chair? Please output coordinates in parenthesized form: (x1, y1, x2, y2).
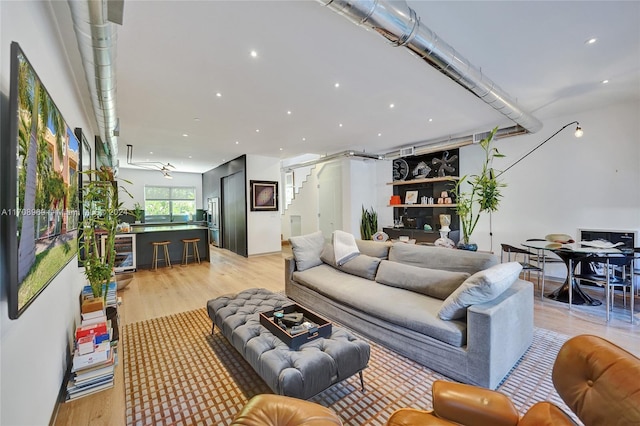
(575, 255, 635, 323)
(501, 244, 544, 298)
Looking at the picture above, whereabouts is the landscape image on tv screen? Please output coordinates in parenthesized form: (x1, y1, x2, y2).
(4, 42, 79, 318)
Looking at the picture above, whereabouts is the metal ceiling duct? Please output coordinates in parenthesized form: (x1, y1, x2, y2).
(317, 0, 543, 134)
(68, 0, 119, 167)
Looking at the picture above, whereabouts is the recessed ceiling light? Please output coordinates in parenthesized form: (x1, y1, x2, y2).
(602, 79, 609, 84)
(216, 92, 222, 97)
(235, 141, 239, 145)
(428, 118, 433, 122)
(287, 110, 292, 115)
(149, 151, 153, 155)
(188, 155, 192, 159)
(389, 103, 395, 109)
(334, 82, 340, 88)
(302, 137, 306, 141)
(585, 37, 597, 45)
(194, 118, 200, 122)
(255, 129, 260, 133)
(279, 148, 283, 151)
(182, 133, 189, 137)
(378, 133, 382, 137)
(250, 50, 258, 58)
(339, 123, 343, 127)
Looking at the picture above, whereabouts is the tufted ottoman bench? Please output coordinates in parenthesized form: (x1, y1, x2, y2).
(206, 288, 370, 400)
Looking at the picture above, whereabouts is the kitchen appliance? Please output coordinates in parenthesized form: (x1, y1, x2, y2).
(207, 197, 220, 247)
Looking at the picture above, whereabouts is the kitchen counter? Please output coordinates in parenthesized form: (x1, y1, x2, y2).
(129, 224, 209, 269)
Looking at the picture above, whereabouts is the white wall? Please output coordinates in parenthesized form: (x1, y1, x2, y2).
(459, 100, 640, 276)
(116, 167, 204, 210)
(345, 159, 378, 236)
(1, 2, 95, 424)
(246, 155, 282, 255)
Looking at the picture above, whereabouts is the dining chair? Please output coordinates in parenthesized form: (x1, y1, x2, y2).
(501, 243, 544, 298)
(575, 255, 635, 323)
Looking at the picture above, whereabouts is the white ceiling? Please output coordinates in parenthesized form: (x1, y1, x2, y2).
(60, 1, 640, 173)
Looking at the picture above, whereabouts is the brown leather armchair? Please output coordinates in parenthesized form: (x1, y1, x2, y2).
(230, 394, 342, 426)
(387, 334, 640, 426)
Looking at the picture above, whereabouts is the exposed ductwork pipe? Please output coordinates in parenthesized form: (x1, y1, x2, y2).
(68, 0, 120, 168)
(317, 0, 543, 134)
(282, 150, 384, 172)
(384, 125, 527, 160)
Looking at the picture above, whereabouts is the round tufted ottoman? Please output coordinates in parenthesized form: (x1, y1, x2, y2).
(207, 288, 371, 399)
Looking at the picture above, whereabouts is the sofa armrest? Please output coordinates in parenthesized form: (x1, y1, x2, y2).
(466, 280, 534, 389)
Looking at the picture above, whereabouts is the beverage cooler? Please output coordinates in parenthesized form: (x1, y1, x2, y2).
(101, 234, 137, 272)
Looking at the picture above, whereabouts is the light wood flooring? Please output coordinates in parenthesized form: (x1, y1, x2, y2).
(53, 245, 640, 426)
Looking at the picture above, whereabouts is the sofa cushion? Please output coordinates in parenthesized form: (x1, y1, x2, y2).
(289, 231, 325, 271)
(438, 262, 523, 320)
(293, 265, 467, 347)
(375, 260, 469, 300)
(356, 239, 392, 259)
(388, 243, 498, 275)
(321, 244, 381, 280)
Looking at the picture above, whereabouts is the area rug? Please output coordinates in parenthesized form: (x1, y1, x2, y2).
(123, 308, 577, 426)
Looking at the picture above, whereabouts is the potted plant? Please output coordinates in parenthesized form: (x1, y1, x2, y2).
(360, 206, 378, 240)
(454, 126, 505, 250)
(131, 202, 143, 223)
(80, 167, 131, 298)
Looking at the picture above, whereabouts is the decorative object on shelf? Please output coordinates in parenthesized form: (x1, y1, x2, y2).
(404, 190, 419, 204)
(80, 167, 133, 298)
(411, 161, 432, 179)
(402, 217, 417, 229)
(454, 126, 504, 248)
(389, 195, 402, 205)
(457, 242, 478, 251)
(423, 224, 432, 231)
(393, 158, 409, 181)
(250, 180, 278, 211)
(372, 231, 389, 242)
(360, 206, 378, 240)
(432, 151, 458, 177)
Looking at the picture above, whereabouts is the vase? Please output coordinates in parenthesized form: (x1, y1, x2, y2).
(457, 241, 478, 251)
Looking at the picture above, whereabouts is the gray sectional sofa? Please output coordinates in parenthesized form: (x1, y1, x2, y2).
(284, 232, 534, 389)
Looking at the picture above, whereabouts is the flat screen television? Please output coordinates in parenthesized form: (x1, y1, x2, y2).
(2, 42, 80, 319)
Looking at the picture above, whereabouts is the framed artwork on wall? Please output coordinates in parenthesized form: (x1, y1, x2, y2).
(250, 180, 278, 211)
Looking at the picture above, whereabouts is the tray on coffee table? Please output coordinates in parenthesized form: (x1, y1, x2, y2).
(259, 303, 332, 350)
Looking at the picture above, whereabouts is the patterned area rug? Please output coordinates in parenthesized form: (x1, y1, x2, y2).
(123, 308, 576, 426)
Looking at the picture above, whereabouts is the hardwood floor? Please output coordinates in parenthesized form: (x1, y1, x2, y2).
(53, 246, 639, 425)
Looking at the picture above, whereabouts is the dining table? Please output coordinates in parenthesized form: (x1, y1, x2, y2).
(521, 240, 636, 307)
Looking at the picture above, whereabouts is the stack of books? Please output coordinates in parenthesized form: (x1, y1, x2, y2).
(66, 284, 120, 401)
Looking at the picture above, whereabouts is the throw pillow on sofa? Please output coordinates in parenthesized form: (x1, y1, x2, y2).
(375, 260, 470, 300)
(438, 262, 523, 320)
(320, 244, 381, 280)
(289, 231, 325, 271)
(355, 239, 392, 259)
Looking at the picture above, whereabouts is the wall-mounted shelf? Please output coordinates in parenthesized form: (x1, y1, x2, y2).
(388, 176, 459, 186)
(389, 204, 457, 208)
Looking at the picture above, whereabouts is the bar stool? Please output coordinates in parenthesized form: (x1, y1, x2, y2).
(181, 238, 201, 266)
(151, 241, 172, 271)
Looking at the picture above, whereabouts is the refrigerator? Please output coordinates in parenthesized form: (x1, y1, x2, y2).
(208, 197, 220, 247)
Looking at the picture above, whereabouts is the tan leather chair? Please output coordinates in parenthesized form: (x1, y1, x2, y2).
(387, 334, 640, 426)
(230, 394, 342, 426)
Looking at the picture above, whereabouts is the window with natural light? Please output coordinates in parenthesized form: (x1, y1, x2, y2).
(144, 186, 196, 223)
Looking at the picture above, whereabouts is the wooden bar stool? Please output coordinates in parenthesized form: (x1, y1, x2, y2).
(181, 238, 201, 266)
(151, 241, 172, 270)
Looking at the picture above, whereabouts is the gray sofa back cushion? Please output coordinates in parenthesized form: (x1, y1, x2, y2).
(375, 260, 469, 300)
(355, 240, 392, 259)
(388, 243, 498, 275)
(289, 231, 325, 271)
(321, 243, 381, 280)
